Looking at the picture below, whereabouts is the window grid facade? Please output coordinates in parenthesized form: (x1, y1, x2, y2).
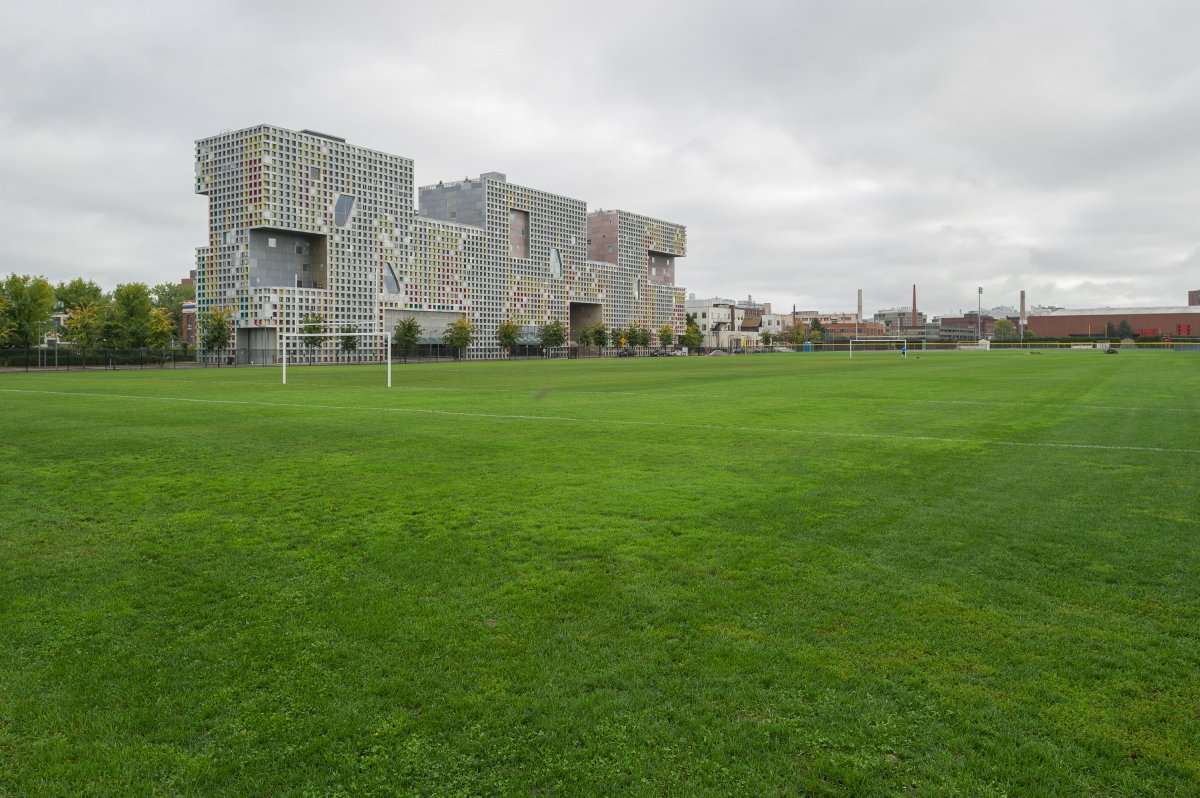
(197, 126, 685, 359)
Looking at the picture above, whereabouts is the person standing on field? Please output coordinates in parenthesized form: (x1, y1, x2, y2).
(901, 343, 907, 359)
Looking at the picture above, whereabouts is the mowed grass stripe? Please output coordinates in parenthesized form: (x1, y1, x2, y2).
(3, 385, 1199, 455)
(1, 351, 1198, 796)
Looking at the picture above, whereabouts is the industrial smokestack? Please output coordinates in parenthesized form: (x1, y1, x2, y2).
(912, 285, 917, 327)
(857, 289, 862, 323)
(1020, 290, 1026, 324)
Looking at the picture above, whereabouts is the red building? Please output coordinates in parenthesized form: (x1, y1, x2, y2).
(1027, 307, 1200, 338)
(822, 322, 887, 338)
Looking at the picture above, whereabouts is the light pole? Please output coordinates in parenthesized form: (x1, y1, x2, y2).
(977, 287, 982, 340)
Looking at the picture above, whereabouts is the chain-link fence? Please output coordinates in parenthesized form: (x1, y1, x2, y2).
(9, 340, 1192, 372)
(0, 347, 200, 371)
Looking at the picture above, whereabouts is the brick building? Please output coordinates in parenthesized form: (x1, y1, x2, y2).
(1027, 307, 1200, 338)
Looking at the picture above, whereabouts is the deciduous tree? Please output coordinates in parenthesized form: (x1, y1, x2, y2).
(151, 282, 195, 335)
(146, 307, 176, 350)
(590, 323, 609, 348)
(496, 319, 520, 356)
(299, 313, 327, 362)
(64, 302, 105, 354)
(443, 318, 475, 355)
(392, 317, 422, 362)
(658, 324, 674, 348)
(337, 326, 360, 361)
(681, 313, 702, 350)
(200, 307, 233, 365)
(55, 278, 104, 314)
(539, 319, 567, 350)
(104, 283, 153, 348)
(1, 274, 56, 348)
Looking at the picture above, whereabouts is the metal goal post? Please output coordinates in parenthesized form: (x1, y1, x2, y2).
(280, 330, 393, 387)
(849, 338, 907, 359)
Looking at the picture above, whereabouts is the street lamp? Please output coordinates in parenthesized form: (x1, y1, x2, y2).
(977, 287, 983, 341)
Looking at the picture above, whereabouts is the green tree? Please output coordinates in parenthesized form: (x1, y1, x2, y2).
(993, 319, 1015, 340)
(496, 319, 520, 357)
(299, 313, 327, 362)
(658, 324, 675, 348)
(635, 327, 652, 347)
(392, 317, 422, 362)
(1, 274, 57, 348)
(761, 330, 775, 346)
(591, 323, 609, 348)
(64, 301, 105, 358)
(146, 307, 176, 350)
(104, 282, 153, 348)
(200, 306, 233, 365)
(151, 282, 195, 336)
(443, 317, 475, 357)
(339, 325, 359, 361)
(681, 313, 702, 350)
(1104, 321, 1117, 339)
(539, 319, 567, 351)
(784, 324, 805, 345)
(576, 325, 593, 346)
(809, 318, 824, 337)
(1117, 319, 1135, 339)
(0, 291, 13, 343)
(55, 278, 104, 313)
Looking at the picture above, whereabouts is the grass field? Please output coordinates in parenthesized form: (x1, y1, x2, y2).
(1, 350, 1198, 796)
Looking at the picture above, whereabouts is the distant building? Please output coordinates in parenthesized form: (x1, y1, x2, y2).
(180, 270, 197, 345)
(686, 297, 761, 348)
(823, 321, 886, 338)
(1027, 307, 1200, 338)
(1189, 289, 1199, 306)
(873, 307, 927, 333)
(195, 124, 686, 360)
(939, 313, 997, 339)
(181, 301, 197, 345)
(760, 313, 786, 338)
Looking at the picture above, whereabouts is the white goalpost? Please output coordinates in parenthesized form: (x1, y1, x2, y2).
(280, 329, 392, 387)
(849, 338, 907, 358)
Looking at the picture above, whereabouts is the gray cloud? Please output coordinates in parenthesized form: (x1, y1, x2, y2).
(1, 0, 1197, 315)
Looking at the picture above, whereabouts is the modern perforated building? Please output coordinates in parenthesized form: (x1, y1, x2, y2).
(194, 124, 687, 360)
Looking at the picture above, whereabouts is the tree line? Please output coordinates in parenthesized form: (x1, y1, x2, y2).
(0, 274, 194, 350)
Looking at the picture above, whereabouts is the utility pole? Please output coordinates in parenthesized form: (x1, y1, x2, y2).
(977, 287, 983, 340)
(1020, 289, 1026, 343)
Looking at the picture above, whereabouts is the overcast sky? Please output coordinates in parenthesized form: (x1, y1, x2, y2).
(2, 0, 1198, 316)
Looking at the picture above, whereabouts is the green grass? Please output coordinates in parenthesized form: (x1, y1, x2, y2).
(1, 351, 1198, 797)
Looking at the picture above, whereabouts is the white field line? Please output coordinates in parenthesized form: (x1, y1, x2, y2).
(8, 371, 1199, 413)
(2, 387, 1197, 455)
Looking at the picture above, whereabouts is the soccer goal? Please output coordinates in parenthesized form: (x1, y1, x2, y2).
(280, 330, 393, 386)
(849, 338, 906, 358)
